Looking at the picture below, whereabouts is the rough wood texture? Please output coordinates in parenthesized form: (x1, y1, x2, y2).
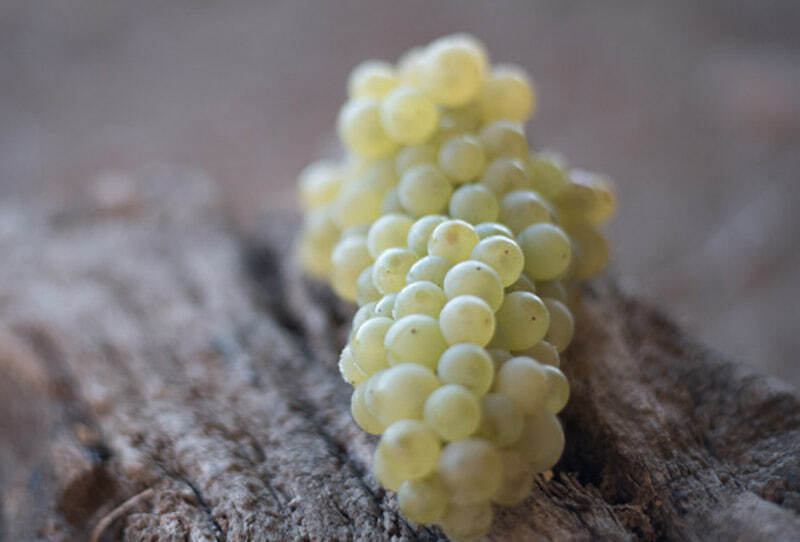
(1, 169, 798, 541)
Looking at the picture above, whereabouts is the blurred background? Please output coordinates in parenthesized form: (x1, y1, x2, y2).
(1, 0, 798, 386)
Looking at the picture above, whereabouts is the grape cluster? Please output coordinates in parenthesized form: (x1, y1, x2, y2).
(296, 34, 615, 541)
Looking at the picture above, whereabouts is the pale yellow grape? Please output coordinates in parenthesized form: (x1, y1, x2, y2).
(517, 223, 572, 280)
(437, 102, 482, 137)
(474, 221, 514, 240)
(356, 265, 381, 305)
(372, 247, 418, 294)
(492, 450, 534, 505)
(331, 235, 373, 302)
(500, 190, 553, 233)
(424, 384, 481, 441)
(367, 214, 414, 258)
(543, 298, 574, 352)
(494, 291, 550, 351)
(340, 223, 371, 239)
(333, 181, 383, 230)
(420, 41, 484, 107)
(339, 346, 368, 386)
(385, 314, 448, 369)
(297, 161, 343, 210)
(513, 410, 565, 472)
(393, 281, 447, 319)
(443, 260, 504, 311)
(437, 437, 502, 504)
(373, 448, 404, 491)
(348, 60, 398, 99)
(381, 187, 403, 214)
(448, 184, 499, 224)
(553, 174, 597, 224)
(398, 475, 449, 524)
(374, 293, 397, 317)
(396, 143, 438, 176)
(506, 273, 536, 294)
(527, 153, 568, 200)
(397, 46, 425, 87)
(351, 383, 385, 435)
(365, 363, 441, 425)
(486, 348, 512, 372)
(535, 280, 567, 303)
(337, 99, 397, 158)
(407, 214, 447, 255)
(380, 86, 439, 144)
(430, 33, 489, 76)
(350, 302, 377, 339)
(351, 316, 393, 375)
(439, 295, 495, 347)
(479, 158, 530, 195)
(470, 235, 524, 287)
(543, 365, 570, 413)
(475, 393, 523, 447)
(361, 156, 400, 192)
(438, 134, 486, 183)
(478, 65, 536, 123)
(565, 222, 609, 279)
(377, 420, 440, 481)
(427, 219, 480, 263)
(398, 164, 453, 217)
(437, 343, 494, 396)
(582, 172, 616, 225)
(479, 120, 529, 160)
(516, 340, 560, 368)
(297, 211, 339, 278)
(438, 501, 493, 542)
(406, 255, 452, 287)
(494, 356, 548, 414)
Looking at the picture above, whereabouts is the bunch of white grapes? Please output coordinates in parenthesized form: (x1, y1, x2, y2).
(295, 34, 615, 541)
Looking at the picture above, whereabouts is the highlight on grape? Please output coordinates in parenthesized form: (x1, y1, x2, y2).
(297, 34, 615, 541)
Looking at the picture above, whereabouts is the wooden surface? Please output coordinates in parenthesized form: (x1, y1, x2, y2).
(1, 170, 798, 540)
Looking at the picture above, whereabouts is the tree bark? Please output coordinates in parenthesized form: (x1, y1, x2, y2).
(1, 168, 797, 541)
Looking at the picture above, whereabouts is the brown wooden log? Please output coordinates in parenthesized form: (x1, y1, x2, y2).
(1, 168, 797, 541)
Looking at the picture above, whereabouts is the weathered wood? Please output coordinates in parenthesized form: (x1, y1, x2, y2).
(0, 169, 797, 541)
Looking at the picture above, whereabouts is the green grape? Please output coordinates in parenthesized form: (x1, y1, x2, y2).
(499, 189, 553, 234)
(438, 134, 486, 183)
(527, 153, 567, 200)
(474, 221, 514, 240)
(494, 291, 550, 351)
(372, 247, 418, 294)
(581, 171, 616, 225)
(512, 410, 565, 473)
(543, 298, 574, 352)
(296, 211, 339, 278)
(367, 214, 414, 258)
(396, 143, 438, 176)
(486, 348, 512, 372)
(361, 157, 400, 192)
(350, 302, 377, 339)
(381, 187, 403, 214)
(398, 474, 449, 524)
(479, 158, 530, 196)
(407, 214, 448, 256)
(356, 265, 381, 305)
(553, 175, 597, 224)
(377, 420, 441, 481)
(430, 33, 489, 76)
(438, 501, 493, 542)
(398, 164, 453, 217)
(339, 346, 368, 386)
(436, 438, 502, 504)
(470, 235, 524, 287)
(333, 180, 384, 230)
(494, 356, 547, 414)
(340, 223, 371, 239)
(420, 41, 484, 107)
(438, 103, 482, 138)
(543, 365, 569, 414)
(506, 273, 536, 294)
(380, 86, 439, 144)
(474, 393, 523, 447)
(351, 316, 393, 375)
(393, 281, 447, 319)
(427, 219, 480, 264)
(492, 450, 533, 505)
(374, 293, 397, 317)
(448, 184, 499, 225)
(478, 65, 536, 123)
(373, 447, 405, 491)
(564, 222, 609, 279)
(515, 340, 560, 368)
(385, 315, 448, 369)
(348, 60, 398, 98)
(337, 99, 397, 158)
(437, 343, 494, 396)
(439, 295, 495, 347)
(331, 235, 373, 302)
(406, 255, 452, 287)
(517, 223, 572, 281)
(351, 383, 385, 435)
(297, 161, 343, 211)
(365, 363, 441, 425)
(443, 260, 504, 311)
(424, 384, 481, 441)
(535, 280, 567, 303)
(479, 120, 529, 160)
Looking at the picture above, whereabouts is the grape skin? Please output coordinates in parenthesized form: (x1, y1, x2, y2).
(423, 384, 481, 441)
(436, 343, 494, 396)
(443, 260, 505, 312)
(439, 295, 496, 347)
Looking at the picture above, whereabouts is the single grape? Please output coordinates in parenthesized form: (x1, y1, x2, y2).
(443, 260, 505, 311)
(424, 384, 481, 441)
(372, 248, 418, 294)
(427, 219, 480, 264)
(474, 221, 514, 240)
(348, 60, 398, 99)
(527, 153, 567, 200)
(499, 189, 553, 234)
(506, 273, 536, 294)
(406, 255, 452, 287)
(393, 281, 447, 319)
(373, 447, 405, 491)
(479, 158, 530, 195)
(420, 41, 484, 107)
(339, 346, 368, 386)
(535, 280, 567, 303)
(332, 180, 384, 230)
(449, 184, 499, 225)
(377, 420, 441, 481)
(479, 120, 529, 160)
(438, 501, 493, 542)
(351, 383, 385, 435)
(407, 214, 448, 256)
(398, 164, 453, 217)
(543, 298, 575, 352)
(474, 392, 523, 447)
(439, 295, 495, 347)
(436, 437, 502, 504)
(356, 265, 381, 305)
(381, 187, 404, 214)
(494, 356, 548, 414)
(492, 449, 534, 505)
(493, 291, 550, 351)
(365, 363, 441, 425)
(438, 134, 486, 183)
(350, 301, 377, 339)
(367, 214, 415, 258)
(396, 143, 438, 176)
(361, 157, 400, 192)
(374, 293, 398, 317)
(296, 211, 339, 278)
(478, 65, 536, 123)
(331, 235, 373, 302)
(337, 99, 397, 158)
(398, 474, 449, 524)
(351, 316, 393, 375)
(517, 223, 572, 281)
(470, 235, 524, 287)
(297, 161, 343, 211)
(437, 343, 494, 396)
(543, 365, 569, 413)
(564, 222, 609, 279)
(512, 410, 565, 473)
(515, 340, 560, 368)
(385, 314, 448, 369)
(429, 33, 489, 76)
(380, 86, 439, 144)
